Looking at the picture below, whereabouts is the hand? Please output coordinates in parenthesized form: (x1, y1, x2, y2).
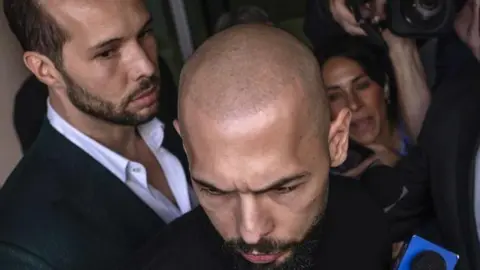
(381, 29, 416, 54)
(341, 155, 379, 178)
(367, 144, 400, 167)
(341, 143, 400, 178)
(455, 0, 480, 60)
(330, 0, 386, 36)
(392, 241, 405, 259)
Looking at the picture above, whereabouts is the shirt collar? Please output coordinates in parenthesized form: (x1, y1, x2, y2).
(138, 117, 165, 151)
(46, 100, 166, 184)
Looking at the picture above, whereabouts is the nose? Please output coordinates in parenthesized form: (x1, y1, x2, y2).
(127, 43, 156, 81)
(347, 92, 362, 112)
(238, 195, 274, 244)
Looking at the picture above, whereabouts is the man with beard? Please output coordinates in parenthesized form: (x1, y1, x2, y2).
(0, 0, 195, 269)
(134, 25, 391, 270)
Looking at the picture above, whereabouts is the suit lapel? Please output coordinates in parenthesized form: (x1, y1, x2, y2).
(37, 123, 165, 249)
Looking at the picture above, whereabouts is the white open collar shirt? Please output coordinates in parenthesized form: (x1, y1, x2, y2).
(47, 101, 197, 223)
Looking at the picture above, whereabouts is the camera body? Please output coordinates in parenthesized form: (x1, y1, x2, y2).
(348, 0, 456, 39)
(386, 0, 456, 38)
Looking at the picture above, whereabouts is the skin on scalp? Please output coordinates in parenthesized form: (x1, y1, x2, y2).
(178, 24, 328, 127)
(175, 24, 350, 267)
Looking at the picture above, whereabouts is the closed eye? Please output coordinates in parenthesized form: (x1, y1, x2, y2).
(96, 49, 117, 59)
(199, 187, 227, 196)
(355, 81, 371, 90)
(273, 185, 299, 194)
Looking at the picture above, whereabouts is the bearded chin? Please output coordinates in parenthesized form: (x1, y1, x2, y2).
(225, 213, 325, 270)
(60, 69, 157, 126)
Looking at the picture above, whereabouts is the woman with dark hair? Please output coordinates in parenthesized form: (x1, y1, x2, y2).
(319, 35, 432, 257)
(317, 34, 427, 176)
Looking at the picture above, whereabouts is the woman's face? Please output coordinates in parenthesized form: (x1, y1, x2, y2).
(322, 56, 388, 145)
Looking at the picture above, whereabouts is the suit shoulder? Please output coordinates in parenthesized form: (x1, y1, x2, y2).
(324, 175, 392, 268)
(157, 207, 214, 244)
(0, 148, 68, 247)
(330, 175, 377, 201)
(133, 208, 225, 270)
(329, 175, 387, 223)
(1, 149, 61, 202)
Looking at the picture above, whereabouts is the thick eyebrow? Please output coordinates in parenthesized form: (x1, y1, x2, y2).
(326, 74, 366, 91)
(191, 172, 310, 194)
(88, 17, 153, 52)
(253, 172, 310, 194)
(192, 178, 224, 192)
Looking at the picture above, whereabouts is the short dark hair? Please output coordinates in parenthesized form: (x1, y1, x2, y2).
(214, 6, 271, 33)
(3, 0, 69, 64)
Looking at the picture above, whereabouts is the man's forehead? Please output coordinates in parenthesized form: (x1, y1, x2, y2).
(45, 0, 148, 42)
(182, 95, 301, 144)
(45, 0, 118, 18)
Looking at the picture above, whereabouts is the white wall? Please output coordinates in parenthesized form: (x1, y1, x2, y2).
(0, 2, 29, 185)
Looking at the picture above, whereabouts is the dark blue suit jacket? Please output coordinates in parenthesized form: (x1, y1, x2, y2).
(0, 119, 187, 270)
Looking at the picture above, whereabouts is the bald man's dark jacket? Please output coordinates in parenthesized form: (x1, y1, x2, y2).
(0, 119, 187, 270)
(129, 176, 392, 270)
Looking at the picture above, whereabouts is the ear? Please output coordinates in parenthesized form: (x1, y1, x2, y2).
(328, 108, 351, 167)
(173, 119, 181, 137)
(23, 51, 65, 90)
(173, 119, 190, 159)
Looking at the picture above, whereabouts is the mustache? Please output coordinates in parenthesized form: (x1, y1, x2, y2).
(224, 238, 299, 255)
(127, 75, 161, 102)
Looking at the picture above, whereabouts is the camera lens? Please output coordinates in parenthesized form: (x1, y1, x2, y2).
(400, 0, 447, 30)
(414, 0, 443, 18)
(419, 0, 439, 10)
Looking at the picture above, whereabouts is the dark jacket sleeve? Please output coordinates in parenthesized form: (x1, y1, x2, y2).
(361, 144, 433, 242)
(303, 0, 348, 50)
(0, 242, 54, 270)
(13, 76, 49, 154)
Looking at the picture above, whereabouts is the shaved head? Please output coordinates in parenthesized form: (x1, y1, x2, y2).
(175, 25, 351, 269)
(178, 24, 328, 132)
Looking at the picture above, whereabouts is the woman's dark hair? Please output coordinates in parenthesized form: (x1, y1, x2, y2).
(315, 35, 399, 126)
(214, 6, 271, 33)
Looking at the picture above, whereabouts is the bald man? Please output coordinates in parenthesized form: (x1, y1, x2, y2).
(135, 25, 391, 270)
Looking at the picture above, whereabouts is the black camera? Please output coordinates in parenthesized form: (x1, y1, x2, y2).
(386, 0, 456, 38)
(348, 0, 456, 41)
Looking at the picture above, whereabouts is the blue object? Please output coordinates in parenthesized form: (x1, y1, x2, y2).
(397, 235, 459, 270)
(397, 122, 412, 157)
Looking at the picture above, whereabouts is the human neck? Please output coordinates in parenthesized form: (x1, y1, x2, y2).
(375, 122, 402, 153)
(50, 97, 139, 157)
